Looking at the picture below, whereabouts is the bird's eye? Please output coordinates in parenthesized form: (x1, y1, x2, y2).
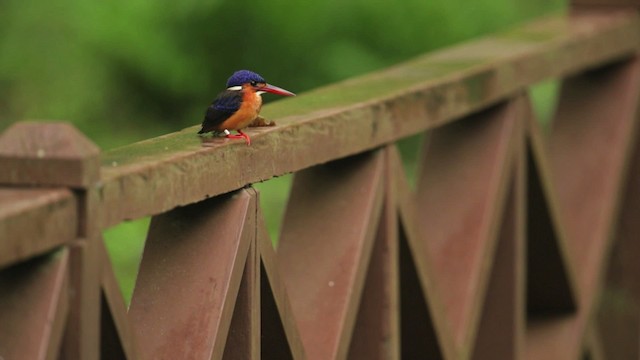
(250, 81, 258, 86)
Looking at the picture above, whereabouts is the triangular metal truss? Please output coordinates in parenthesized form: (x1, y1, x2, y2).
(96, 56, 640, 359)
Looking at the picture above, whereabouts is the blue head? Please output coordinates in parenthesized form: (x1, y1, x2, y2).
(226, 70, 266, 88)
(225, 69, 296, 96)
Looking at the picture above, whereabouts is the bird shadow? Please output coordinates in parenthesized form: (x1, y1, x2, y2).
(199, 133, 228, 148)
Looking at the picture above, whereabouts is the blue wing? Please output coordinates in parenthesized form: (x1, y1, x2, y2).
(198, 90, 243, 134)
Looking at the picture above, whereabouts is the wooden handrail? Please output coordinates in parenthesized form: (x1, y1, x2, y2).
(0, 188, 77, 267)
(98, 11, 640, 228)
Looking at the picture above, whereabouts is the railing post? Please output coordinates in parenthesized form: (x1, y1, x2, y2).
(0, 122, 102, 359)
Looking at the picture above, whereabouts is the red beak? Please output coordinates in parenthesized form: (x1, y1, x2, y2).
(262, 83, 296, 96)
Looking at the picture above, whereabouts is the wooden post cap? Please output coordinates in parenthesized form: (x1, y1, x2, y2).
(0, 122, 100, 188)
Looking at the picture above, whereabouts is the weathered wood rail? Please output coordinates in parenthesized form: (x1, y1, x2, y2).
(2, 2, 640, 359)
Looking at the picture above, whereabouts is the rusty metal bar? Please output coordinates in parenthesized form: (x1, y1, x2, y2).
(550, 56, 640, 297)
(526, 55, 640, 360)
(61, 241, 101, 360)
(257, 202, 307, 360)
(471, 136, 526, 359)
(394, 146, 456, 359)
(415, 97, 519, 356)
(597, 122, 640, 359)
(128, 191, 254, 359)
(223, 240, 260, 360)
(277, 151, 384, 360)
(526, 118, 579, 316)
(347, 147, 401, 360)
(525, 104, 581, 360)
(0, 250, 69, 360)
(99, 239, 140, 360)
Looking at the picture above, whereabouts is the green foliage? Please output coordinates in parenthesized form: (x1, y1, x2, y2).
(2, 0, 563, 302)
(1, 0, 563, 148)
(103, 218, 150, 302)
(530, 80, 560, 125)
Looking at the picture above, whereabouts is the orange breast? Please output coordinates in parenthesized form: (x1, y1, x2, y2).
(219, 88, 263, 130)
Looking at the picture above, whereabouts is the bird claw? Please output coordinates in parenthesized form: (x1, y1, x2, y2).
(225, 130, 251, 146)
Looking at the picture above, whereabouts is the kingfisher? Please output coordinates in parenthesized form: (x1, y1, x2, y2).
(198, 70, 295, 145)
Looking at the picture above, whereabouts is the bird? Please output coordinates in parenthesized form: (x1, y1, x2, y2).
(198, 70, 295, 145)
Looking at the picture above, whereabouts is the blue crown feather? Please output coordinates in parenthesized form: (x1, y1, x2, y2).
(226, 70, 266, 87)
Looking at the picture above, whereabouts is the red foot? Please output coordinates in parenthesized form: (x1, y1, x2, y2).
(225, 130, 251, 145)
